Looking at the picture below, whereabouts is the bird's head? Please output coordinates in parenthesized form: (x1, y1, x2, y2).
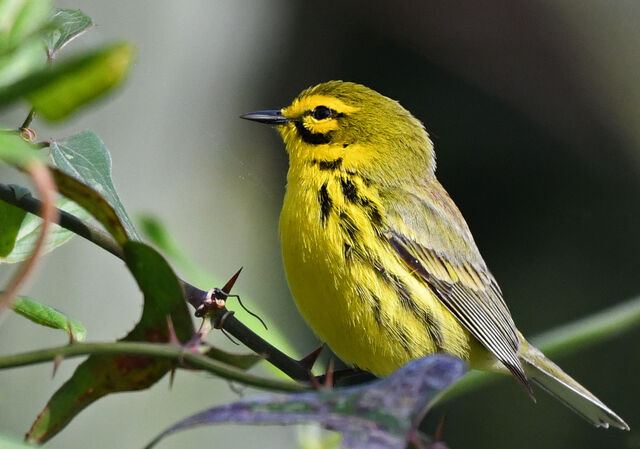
(241, 81, 435, 184)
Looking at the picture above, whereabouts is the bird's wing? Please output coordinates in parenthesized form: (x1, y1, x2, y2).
(382, 179, 530, 392)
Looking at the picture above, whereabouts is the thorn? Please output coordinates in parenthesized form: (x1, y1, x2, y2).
(195, 269, 267, 332)
(167, 316, 204, 372)
(299, 343, 326, 371)
(66, 319, 76, 344)
(434, 415, 446, 442)
(169, 367, 176, 389)
(52, 355, 63, 379)
(308, 356, 334, 390)
(166, 316, 180, 345)
(408, 432, 432, 449)
(324, 358, 334, 388)
(309, 371, 322, 390)
(222, 267, 243, 294)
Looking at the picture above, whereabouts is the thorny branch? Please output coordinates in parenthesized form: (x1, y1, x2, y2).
(1, 183, 639, 391)
(0, 341, 305, 392)
(0, 182, 313, 382)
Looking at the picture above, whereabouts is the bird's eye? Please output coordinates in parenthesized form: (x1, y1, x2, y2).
(312, 106, 332, 120)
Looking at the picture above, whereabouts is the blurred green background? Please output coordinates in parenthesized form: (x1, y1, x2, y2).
(0, 1, 638, 448)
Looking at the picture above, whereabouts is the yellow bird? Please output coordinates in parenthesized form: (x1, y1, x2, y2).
(241, 81, 628, 430)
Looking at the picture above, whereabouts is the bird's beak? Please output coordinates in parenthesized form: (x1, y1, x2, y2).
(240, 109, 291, 125)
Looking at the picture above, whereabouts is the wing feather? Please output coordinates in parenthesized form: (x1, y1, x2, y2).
(382, 179, 531, 392)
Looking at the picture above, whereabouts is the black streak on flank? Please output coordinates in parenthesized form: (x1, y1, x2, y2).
(390, 273, 425, 323)
(371, 258, 428, 328)
(360, 197, 383, 228)
(388, 234, 449, 352)
(295, 122, 332, 145)
(340, 176, 384, 229)
(424, 311, 445, 350)
(340, 177, 359, 202)
(343, 243, 353, 262)
(344, 168, 371, 186)
(318, 183, 332, 225)
(339, 211, 359, 242)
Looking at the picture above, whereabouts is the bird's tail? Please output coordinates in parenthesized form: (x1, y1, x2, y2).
(518, 338, 629, 430)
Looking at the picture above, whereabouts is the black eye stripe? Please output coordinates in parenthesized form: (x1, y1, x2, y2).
(294, 121, 332, 144)
(294, 105, 345, 145)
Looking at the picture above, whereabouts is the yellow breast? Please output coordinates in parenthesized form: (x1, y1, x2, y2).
(279, 161, 473, 375)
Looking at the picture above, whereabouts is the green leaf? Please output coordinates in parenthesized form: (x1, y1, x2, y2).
(0, 193, 26, 256)
(0, 129, 43, 166)
(0, 0, 27, 41)
(1, 195, 90, 263)
(0, 37, 46, 89)
(51, 131, 140, 240)
(27, 241, 194, 444)
(51, 167, 130, 246)
(0, 0, 52, 53)
(45, 8, 92, 58)
(11, 296, 85, 341)
(0, 41, 134, 119)
(147, 355, 467, 449)
(5, 0, 51, 49)
(30, 41, 133, 120)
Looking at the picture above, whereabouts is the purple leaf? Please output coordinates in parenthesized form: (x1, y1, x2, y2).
(147, 354, 466, 449)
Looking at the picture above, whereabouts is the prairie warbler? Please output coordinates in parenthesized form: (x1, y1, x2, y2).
(241, 81, 628, 430)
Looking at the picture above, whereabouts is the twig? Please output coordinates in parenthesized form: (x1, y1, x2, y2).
(0, 183, 122, 258)
(0, 341, 305, 392)
(20, 109, 36, 130)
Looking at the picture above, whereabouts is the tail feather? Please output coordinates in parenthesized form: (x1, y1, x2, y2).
(519, 339, 629, 430)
